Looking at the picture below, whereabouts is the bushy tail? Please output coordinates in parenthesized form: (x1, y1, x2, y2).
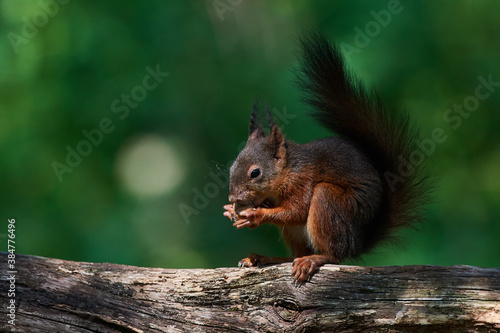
(296, 31, 430, 241)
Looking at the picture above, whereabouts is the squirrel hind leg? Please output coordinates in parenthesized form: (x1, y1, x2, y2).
(306, 182, 373, 261)
(281, 225, 315, 258)
(292, 254, 339, 283)
(238, 253, 293, 268)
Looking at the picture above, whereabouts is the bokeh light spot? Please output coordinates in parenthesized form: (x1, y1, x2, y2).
(116, 135, 185, 198)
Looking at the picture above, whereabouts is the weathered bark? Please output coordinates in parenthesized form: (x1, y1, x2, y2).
(0, 253, 499, 332)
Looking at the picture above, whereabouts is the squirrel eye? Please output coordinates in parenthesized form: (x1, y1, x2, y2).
(250, 168, 261, 179)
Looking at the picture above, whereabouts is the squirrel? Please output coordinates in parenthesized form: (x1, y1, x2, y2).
(223, 32, 430, 284)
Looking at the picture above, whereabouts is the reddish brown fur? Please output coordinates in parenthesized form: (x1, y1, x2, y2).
(224, 32, 430, 284)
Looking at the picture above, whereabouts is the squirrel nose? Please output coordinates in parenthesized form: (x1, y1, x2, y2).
(229, 188, 248, 203)
(229, 192, 246, 203)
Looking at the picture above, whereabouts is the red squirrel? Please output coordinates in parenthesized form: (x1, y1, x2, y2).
(223, 32, 430, 283)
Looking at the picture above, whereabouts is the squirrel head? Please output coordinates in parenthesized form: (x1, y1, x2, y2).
(228, 102, 287, 209)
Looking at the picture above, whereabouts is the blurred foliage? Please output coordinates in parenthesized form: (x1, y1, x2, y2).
(1, 1, 499, 269)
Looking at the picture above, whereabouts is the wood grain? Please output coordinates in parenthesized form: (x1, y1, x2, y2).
(1, 253, 499, 332)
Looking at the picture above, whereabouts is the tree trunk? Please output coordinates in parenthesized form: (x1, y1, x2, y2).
(1, 253, 499, 332)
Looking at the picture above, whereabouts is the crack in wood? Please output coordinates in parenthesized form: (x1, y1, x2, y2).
(0, 253, 498, 332)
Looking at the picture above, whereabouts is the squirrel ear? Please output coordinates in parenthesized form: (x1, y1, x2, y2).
(267, 125, 286, 162)
(248, 127, 265, 141)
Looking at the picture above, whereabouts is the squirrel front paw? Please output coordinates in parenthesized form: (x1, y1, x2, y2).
(233, 208, 261, 229)
(223, 204, 238, 222)
(223, 204, 261, 229)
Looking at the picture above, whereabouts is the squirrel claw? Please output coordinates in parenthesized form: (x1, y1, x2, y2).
(238, 209, 257, 218)
(233, 220, 250, 228)
(224, 203, 262, 228)
(238, 257, 253, 267)
(223, 204, 240, 222)
(238, 253, 263, 267)
(291, 257, 320, 284)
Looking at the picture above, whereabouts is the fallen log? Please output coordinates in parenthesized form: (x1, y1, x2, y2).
(0, 253, 499, 332)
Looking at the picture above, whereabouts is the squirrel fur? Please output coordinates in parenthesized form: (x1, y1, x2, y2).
(223, 32, 430, 283)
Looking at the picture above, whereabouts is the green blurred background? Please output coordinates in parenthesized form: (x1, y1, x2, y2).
(1, 1, 499, 269)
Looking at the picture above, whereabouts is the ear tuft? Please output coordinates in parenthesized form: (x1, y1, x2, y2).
(266, 104, 274, 130)
(248, 98, 260, 136)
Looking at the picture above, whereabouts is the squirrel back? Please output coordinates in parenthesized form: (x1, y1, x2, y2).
(295, 32, 430, 247)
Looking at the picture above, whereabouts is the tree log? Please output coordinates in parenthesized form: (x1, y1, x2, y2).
(0, 253, 499, 332)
